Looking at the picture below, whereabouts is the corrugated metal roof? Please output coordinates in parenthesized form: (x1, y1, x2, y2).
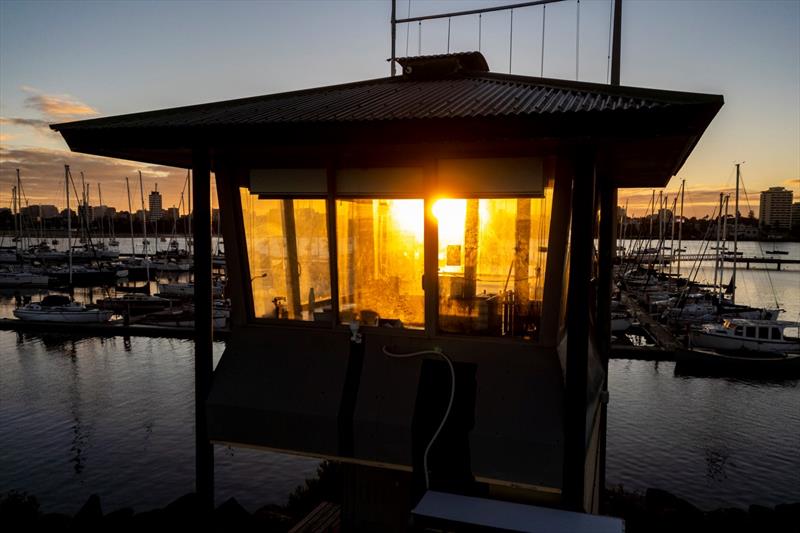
(51, 70, 719, 132)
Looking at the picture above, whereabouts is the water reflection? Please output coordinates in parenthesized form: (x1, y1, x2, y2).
(66, 340, 89, 476)
(704, 446, 731, 483)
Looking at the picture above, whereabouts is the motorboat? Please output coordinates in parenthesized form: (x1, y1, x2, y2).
(13, 295, 113, 323)
(689, 318, 800, 354)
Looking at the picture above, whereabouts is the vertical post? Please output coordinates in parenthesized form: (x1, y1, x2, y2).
(65, 166, 72, 286)
(463, 199, 480, 299)
(732, 165, 740, 304)
(713, 193, 723, 300)
(678, 180, 684, 277)
(423, 162, 439, 337)
(391, 0, 397, 76)
(563, 149, 595, 511)
(596, 179, 616, 512)
(514, 198, 532, 327)
(192, 147, 214, 510)
(281, 199, 302, 319)
(610, 0, 622, 86)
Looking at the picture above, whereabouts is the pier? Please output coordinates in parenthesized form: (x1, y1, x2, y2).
(0, 318, 229, 340)
(622, 254, 800, 270)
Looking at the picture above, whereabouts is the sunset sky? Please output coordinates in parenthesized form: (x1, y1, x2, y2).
(1, 0, 798, 218)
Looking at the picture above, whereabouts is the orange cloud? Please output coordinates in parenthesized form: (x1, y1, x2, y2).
(0, 133, 12, 143)
(783, 178, 799, 189)
(0, 116, 51, 129)
(22, 87, 99, 119)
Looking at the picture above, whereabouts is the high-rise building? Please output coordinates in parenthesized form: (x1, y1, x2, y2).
(149, 184, 163, 221)
(167, 206, 180, 220)
(792, 202, 800, 229)
(758, 187, 793, 229)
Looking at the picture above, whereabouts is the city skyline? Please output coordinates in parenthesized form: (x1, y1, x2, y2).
(1, 0, 798, 217)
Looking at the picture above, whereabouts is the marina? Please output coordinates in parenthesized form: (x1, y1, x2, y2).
(1, 0, 799, 530)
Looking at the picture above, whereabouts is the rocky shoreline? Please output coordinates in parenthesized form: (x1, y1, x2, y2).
(2, 477, 798, 532)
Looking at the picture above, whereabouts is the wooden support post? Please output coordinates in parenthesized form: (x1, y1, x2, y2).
(562, 150, 595, 512)
(281, 199, 303, 319)
(463, 199, 480, 299)
(596, 180, 617, 512)
(514, 199, 532, 325)
(192, 148, 214, 510)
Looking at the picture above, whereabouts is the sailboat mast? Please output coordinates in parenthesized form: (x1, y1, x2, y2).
(66, 165, 73, 286)
(678, 180, 685, 277)
(12, 184, 17, 252)
(153, 182, 159, 256)
(722, 195, 730, 300)
(126, 177, 136, 257)
(97, 183, 104, 245)
(138, 171, 150, 284)
(16, 169, 22, 250)
(713, 193, 723, 299)
(732, 164, 740, 305)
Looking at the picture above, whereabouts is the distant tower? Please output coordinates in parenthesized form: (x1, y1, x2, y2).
(149, 183, 163, 221)
(758, 187, 793, 230)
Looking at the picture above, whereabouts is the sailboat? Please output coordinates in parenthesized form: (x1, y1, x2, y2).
(679, 163, 797, 374)
(13, 166, 113, 323)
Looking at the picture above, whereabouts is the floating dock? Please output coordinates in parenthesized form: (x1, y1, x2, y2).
(0, 318, 230, 340)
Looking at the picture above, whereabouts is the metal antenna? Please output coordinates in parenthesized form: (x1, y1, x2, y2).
(405, 0, 411, 55)
(447, 17, 451, 53)
(418, 21, 422, 55)
(606, 0, 613, 83)
(575, 0, 580, 80)
(478, 13, 482, 51)
(509, 10, 514, 73)
(541, 5, 546, 76)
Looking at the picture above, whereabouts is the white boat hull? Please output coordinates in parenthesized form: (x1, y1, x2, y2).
(690, 331, 800, 354)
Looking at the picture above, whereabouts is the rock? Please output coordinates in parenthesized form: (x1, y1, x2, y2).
(774, 502, 800, 533)
(0, 491, 40, 527)
(214, 498, 254, 532)
(705, 507, 749, 533)
(130, 508, 165, 528)
(38, 512, 72, 530)
(164, 492, 205, 527)
(645, 488, 702, 518)
(71, 494, 103, 531)
(103, 507, 134, 531)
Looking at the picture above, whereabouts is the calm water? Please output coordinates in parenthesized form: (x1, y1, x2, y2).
(1, 241, 798, 513)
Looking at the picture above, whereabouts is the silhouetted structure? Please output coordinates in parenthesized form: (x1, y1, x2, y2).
(52, 51, 722, 529)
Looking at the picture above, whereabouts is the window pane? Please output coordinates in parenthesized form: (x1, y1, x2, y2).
(437, 194, 552, 339)
(240, 191, 331, 321)
(336, 199, 425, 329)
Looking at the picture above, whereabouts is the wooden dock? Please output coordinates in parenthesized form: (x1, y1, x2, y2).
(0, 318, 230, 340)
(612, 293, 679, 361)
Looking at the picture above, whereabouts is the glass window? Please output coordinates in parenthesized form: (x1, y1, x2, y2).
(734, 326, 743, 336)
(771, 327, 782, 340)
(336, 199, 425, 329)
(758, 327, 769, 339)
(435, 193, 552, 339)
(746, 326, 756, 338)
(240, 191, 331, 321)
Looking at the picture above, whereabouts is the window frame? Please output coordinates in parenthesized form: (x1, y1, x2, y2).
(237, 161, 555, 344)
(239, 190, 336, 328)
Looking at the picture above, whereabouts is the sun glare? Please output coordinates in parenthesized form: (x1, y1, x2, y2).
(432, 199, 467, 246)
